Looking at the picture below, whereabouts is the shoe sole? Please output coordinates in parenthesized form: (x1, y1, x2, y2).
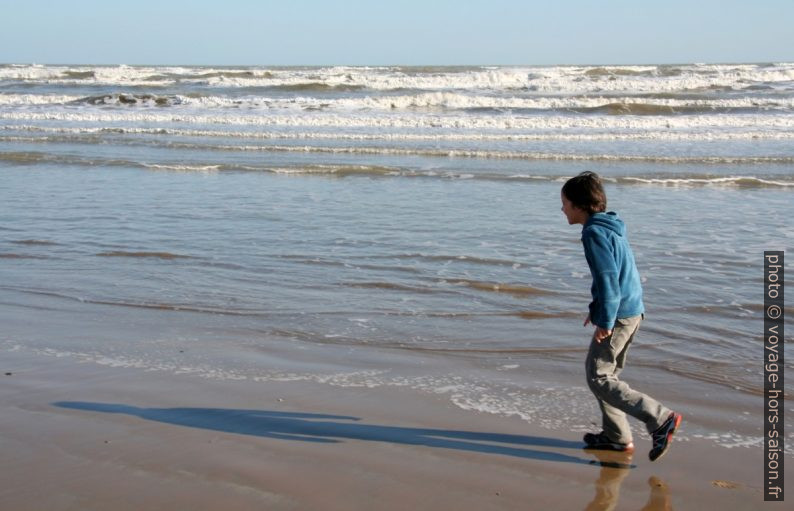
(650, 413, 682, 461)
(584, 442, 635, 453)
(584, 444, 635, 453)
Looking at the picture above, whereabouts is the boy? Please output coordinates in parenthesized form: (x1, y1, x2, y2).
(561, 171, 682, 462)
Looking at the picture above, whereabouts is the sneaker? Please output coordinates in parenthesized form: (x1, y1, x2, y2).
(649, 412, 682, 461)
(583, 431, 635, 453)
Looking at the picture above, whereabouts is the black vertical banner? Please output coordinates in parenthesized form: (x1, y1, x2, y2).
(764, 251, 784, 502)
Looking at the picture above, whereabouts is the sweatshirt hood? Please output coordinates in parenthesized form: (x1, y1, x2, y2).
(583, 211, 625, 236)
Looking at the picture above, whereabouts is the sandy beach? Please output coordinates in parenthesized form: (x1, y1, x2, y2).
(1, 349, 767, 511)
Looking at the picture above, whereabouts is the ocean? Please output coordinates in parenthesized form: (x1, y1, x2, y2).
(1, 63, 792, 452)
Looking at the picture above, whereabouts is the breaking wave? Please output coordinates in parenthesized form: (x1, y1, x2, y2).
(3, 63, 794, 93)
(2, 151, 794, 186)
(5, 124, 794, 142)
(4, 109, 793, 134)
(73, 94, 185, 107)
(4, 91, 794, 114)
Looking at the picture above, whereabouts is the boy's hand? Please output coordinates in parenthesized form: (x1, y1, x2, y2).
(593, 327, 613, 343)
(585, 314, 613, 342)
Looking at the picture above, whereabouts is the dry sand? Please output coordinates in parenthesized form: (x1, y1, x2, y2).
(0, 350, 769, 510)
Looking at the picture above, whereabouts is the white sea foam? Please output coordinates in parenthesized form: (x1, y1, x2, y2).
(2, 63, 794, 93)
(153, 142, 794, 165)
(0, 65, 531, 90)
(0, 94, 84, 106)
(185, 92, 794, 112)
(621, 176, 794, 187)
(142, 163, 222, 172)
(522, 64, 794, 94)
(5, 123, 794, 142)
(3, 109, 793, 134)
(4, 91, 794, 112)
(333, 92, 794, 111)
(0, 65, 189, 87)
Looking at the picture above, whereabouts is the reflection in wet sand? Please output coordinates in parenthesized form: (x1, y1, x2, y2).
(584, 450, 672, 511)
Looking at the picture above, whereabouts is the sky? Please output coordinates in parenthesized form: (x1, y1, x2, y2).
(1, 0, 792, 66)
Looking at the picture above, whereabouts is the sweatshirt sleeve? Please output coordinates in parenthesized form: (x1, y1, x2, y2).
(582, 231, 621, 330)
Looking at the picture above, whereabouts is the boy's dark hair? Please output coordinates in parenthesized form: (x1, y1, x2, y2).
(561, 171, 607, 214)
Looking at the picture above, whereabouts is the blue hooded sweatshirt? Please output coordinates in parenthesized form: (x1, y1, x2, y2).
(581, 212, 644, 330)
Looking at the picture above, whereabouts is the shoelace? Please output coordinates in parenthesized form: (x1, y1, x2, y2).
(651, 420, 672, 448)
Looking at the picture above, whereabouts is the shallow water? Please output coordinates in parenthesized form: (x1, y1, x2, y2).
(1, 64, 792, 453)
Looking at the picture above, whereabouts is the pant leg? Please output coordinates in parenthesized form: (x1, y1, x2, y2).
(586, 334, 632, 443)
(594, 392, 632, 444)
(585, 315, 671, 441)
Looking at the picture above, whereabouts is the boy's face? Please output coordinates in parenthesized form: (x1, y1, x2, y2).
(561, 191, 589, 225)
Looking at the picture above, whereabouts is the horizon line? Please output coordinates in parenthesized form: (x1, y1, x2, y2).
(2, 60, 791, 68)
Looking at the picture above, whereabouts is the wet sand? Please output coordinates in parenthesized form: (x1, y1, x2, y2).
(0, 350, 766, 510)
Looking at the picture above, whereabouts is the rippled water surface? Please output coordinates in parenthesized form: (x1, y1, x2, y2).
(1, 63, 792, 451)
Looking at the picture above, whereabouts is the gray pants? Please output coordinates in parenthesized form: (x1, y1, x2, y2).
(585, 315, 670, 444)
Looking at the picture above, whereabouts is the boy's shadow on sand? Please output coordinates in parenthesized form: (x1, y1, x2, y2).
(53, 401, 633, 469)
